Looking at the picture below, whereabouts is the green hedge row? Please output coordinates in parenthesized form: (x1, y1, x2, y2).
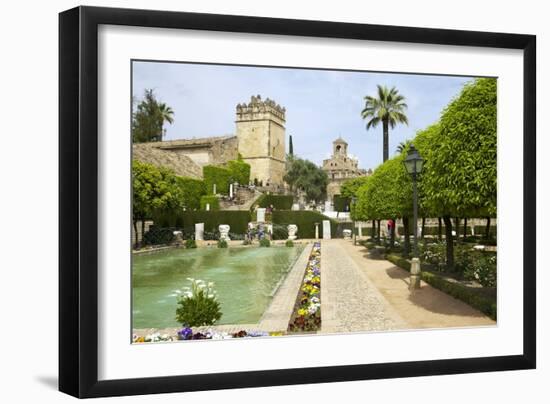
(385, 254, 496, 320)
(395, 225, 497, 236)
(154, 210, 251, 234)
(257, 194, 294, 210)
(226, 159, 251, 185)
(200, 195, 220, 211)
(272, 210, 337, 238)
(203, 165, 232, 195)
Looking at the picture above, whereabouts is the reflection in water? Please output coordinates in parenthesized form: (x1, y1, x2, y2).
(132, 245, 304, 328)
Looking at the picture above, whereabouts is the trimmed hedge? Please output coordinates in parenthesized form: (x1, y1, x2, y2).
(257, 194, 294, 210)
(175, 177, 207, 211)
(203, 165, 232, 195)
(152, 210, 251, 235)
(226, 159, 251, 185)
(272, 210, 337, 238)
(385, 253, 496, 320)
(200, 195, 220, 211)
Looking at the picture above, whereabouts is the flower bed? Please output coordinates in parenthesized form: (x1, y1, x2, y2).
(288, 242, 321, 332)
(133, 328, 283, 343)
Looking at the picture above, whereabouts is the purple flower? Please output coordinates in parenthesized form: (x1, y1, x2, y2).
(177, 327, 193, 340)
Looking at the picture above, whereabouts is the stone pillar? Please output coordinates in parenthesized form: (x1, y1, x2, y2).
(205, 203, 210, 211)
(213, 184, 217, 194)
(195, 223, 204, 241)
(314, 223, 319, 239)
(358, 225, 363, 238)
(229, 183, 234, 199)
(410, 257, 421, 290)
(257, 208, 266, 223)
(322, 220, 331, 240)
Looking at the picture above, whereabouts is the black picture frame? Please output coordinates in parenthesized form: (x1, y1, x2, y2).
(59, 5, 536, 398)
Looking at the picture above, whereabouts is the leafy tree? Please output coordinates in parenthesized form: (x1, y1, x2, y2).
(132, 89, 174, 143)
(340, 176, 370, 198)
(284, 157, 328, 202)
(132, 160, 181, 246)
(354, 155, 413, 254)
(361, 85, 409, 162)
(419, 78, 497, 269)
(158, 102, 174, 140)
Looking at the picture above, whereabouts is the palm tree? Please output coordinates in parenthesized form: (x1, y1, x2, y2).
(361, 85, 409, 162)
(158, 102, 174, 141)
(395, 139, 412, 154)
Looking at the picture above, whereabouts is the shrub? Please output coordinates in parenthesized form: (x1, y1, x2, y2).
(272, 224, 289, 240)
(185, 238, 197, 249)
(462, 252, 497, 287)
(203, 165, 232, 195)
(258, 194, 294, 210)
(175, 279, 222, 327)
(200, 195, 220, 211)
(217, 239, 228, 248)
(386, 253, 496, 320)
(420, 241, 447, 270)
(142, 226, 175, 245)
(285, 240, 294, 247)
(421, 272, 496, 320)
(175, 177, 207, 210)
(272, 210, 338, 238)
(226, 159, 251, 185)
(259, 238, 271, 247)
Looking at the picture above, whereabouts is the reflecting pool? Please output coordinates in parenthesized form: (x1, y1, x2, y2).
(132, 245, 305, 329)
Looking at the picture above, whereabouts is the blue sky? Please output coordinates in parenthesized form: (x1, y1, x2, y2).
(132, 61, 474, 169)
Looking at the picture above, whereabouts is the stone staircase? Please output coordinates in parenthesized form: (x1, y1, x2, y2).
(219, 188, 263, 211)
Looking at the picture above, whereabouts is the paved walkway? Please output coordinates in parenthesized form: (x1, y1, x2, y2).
(321, 240, 407, 333)
(338, 240, 495, 329)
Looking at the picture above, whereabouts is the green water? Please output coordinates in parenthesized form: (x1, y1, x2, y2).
(132, 245, 305, 329)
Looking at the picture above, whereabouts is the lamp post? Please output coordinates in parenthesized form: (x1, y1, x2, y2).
(351, 196, 357, 246)
(402, 144, 424, 290)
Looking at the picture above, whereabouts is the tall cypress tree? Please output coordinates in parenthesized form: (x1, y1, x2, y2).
(289, 134, 294, 156)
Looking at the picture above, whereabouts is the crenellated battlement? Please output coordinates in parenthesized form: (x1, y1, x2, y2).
(236, 95, 286, 123)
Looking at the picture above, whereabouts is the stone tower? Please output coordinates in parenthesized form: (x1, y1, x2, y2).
(333, 137, 348, 158)
(235, 95, 286, 187)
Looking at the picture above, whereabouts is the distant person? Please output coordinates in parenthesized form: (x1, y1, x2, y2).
(387, 219, 395, 239)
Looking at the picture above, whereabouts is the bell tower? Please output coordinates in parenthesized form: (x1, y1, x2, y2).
(235, 95, 286, 186)
(333, 137, 348, 158)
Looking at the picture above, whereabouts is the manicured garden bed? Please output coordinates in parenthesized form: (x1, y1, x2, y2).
(385, 253, 497, 320)
(288, 242, 322, 332)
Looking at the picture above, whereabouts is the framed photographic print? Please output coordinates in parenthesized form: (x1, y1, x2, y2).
(59, 6, 536, 398)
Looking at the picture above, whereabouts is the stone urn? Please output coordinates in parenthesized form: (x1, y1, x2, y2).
(219, 224, 231, 241)
(343, 229, 352, 240)
(173, 230, 184, 245)
(287, 224, 298, 240)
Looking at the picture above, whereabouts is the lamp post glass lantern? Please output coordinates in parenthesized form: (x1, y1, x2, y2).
(403, 144, 423, 290)
(402, 145, 424, 257)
